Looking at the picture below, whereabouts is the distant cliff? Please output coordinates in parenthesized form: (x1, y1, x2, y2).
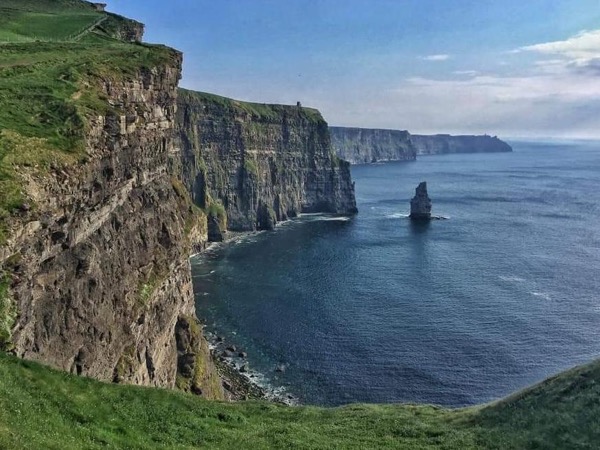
(176, 91, 357, 234)
(411, 134, 512, 155)
(330, 127, 512, 164)
(329, 126, 416, 164)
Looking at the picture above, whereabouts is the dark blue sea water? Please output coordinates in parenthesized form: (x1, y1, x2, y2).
(192, 141, 600, 407)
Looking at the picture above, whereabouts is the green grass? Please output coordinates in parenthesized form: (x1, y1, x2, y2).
(179, 88, 325, 124)
(206, 199, 228, 231)
(0, 275, 15, 350)
(0, 351, 599, 449)
(0, 11, 100, 43)
(0, 0, 104, 43)
(0, 20, 177, 240)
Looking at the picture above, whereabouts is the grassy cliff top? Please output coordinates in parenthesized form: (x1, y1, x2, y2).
(0, 0, 141, 43)
(0, 0, 178, 241)
(0, 351, 598, 449)
(179, 88, 325, 124)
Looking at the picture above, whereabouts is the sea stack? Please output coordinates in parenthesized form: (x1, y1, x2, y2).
(410, 182, 432, 220)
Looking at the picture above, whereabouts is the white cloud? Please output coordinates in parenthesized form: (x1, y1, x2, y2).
(453, 70, 479, 76)
(319, 57, 600, 137)
(518, 29, 600, 60)
(360, 30, 600, 136)
(420, 54, 451, 61)
(516, 29, 600, 74)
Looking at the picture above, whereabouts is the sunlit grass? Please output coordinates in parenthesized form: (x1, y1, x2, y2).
(1, 351, 599, 449)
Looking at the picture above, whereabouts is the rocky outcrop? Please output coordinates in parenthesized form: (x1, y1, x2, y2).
(176, 90, 357, 233)
(410, 182, 432, 220)
(0, 47, 222, 398)
(329, 126, 417, 164)
(411, 134, 512, 155)
(101, 13, 145, 43)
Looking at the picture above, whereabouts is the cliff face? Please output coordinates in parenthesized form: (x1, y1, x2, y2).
(412, 134, 513, 155)
(329, 127, 512, 163)
(102, 13, 145, 43)
(0, 27, 222, 397)
(329, 126, 417, 164)
(176, 91, 357, 232)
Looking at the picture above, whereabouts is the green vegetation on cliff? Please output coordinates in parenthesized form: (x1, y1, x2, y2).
(178, 89, 324, 124)
(0, 275, 15, 350)
(0, 0, 100, 42)
(0, 352, 598, 449)
(0, 0, 141, 43)
(0, 0, 176, 240)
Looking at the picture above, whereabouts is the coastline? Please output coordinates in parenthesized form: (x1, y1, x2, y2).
(192, 225, 298, 405)
(191, 213, 355, 404)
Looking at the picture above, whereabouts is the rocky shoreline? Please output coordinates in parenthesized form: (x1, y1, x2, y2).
(204, 330, 298, 405)
(194, 228, 300, 405)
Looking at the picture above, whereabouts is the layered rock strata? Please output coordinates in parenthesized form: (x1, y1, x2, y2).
(176, 90, 357, 233)
(329, 126, 417, 164)
(102, 13, 145, 42)
(411, 134, 512, 155)
(410, 182, 432, 220)
(1, 46, 222, 398)
(330, 127, 512, 164)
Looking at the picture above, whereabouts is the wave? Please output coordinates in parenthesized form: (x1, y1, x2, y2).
(299, 214, 352, 222)
(499, 275, 526, 283)
(530, 292, 551, 301)
(205, 331, 299, 405)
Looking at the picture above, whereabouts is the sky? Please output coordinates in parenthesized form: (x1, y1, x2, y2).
(106, 1, 600, 138)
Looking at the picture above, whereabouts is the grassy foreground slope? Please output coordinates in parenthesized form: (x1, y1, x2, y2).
(1, 352, 599, 449)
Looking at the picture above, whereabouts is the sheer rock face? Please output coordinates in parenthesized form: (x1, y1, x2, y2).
(1, 53, 222, 399)
(329, 126, 417, 164)
(411, 134, 513, 155)
(410, 182, 432, 220)
(176, 90, 357, 233)
(329, 127, 512, 164)
(104, 13, 145, 42)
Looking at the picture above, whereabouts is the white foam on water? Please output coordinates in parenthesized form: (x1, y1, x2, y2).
(530, 292, 551, 300)
(499, 275, 526, 283)
(320, 216, 352, 222)
(385, 212, 410, 219)
(298, 213, 352, 223)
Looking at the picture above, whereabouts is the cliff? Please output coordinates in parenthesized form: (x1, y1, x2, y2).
(329, 127, 512, 164)
(101, 12, 145, 43)
(329, 126, 417, 164)
(412, 134, 513, 155)
(0, 1, 222, 398)
(176, 91, 357, 233)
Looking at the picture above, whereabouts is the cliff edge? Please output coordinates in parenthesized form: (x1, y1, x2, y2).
(330, 127, 512, 164)
(0, 0, 222, 399)
(177, 90, 357, 233)
(330, 126, 417, 164)
(412, 134, 513, 155)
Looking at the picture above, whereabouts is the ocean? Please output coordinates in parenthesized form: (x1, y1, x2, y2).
(191, 140, 600, 407)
